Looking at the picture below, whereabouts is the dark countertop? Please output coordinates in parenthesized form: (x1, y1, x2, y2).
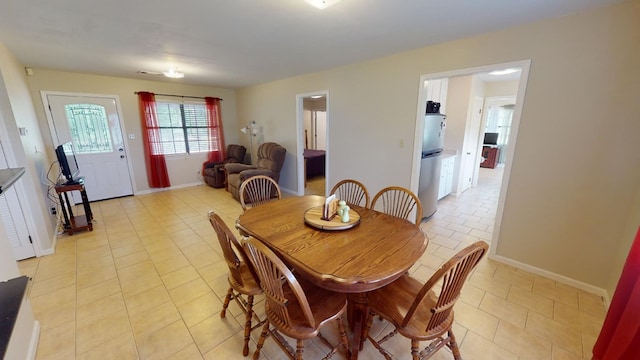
(0, 168, 25, 195)
(0, 276, 29, 359)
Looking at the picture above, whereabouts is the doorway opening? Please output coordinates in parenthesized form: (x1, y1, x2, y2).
(481, 96, 516, 168)
(296, 91, 329, 196)
(411, 60, 531, 256)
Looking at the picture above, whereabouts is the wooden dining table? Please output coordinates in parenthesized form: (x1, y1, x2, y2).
(236, 195, 428, 360)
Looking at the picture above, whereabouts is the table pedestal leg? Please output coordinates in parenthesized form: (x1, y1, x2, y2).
(347, 293, 369, 360)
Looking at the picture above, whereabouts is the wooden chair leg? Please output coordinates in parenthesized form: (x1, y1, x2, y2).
(242, 295, 255, 356)
(411, 339, 420, 360)
(296, 339, 304, 360)
(220, 287, 233, 318)
(361, 310, 374, 350)
(337, 316, 351, 358)
(448, 329, 462, 360)
(253, 321, 270, 360)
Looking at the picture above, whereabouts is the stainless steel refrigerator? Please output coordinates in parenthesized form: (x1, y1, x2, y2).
(418, 113, 446, 219)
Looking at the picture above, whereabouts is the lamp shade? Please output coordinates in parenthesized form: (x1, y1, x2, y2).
(241, 121, 258, 136)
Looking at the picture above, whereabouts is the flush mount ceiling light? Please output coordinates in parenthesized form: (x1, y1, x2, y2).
(305, 0, 341, 10)
(489, 68, 519, 76)
(163, 67, 184, 79)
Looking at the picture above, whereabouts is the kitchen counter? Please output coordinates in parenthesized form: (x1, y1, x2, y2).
(0, 168, 25, 194)
(442, 149, 458, 160)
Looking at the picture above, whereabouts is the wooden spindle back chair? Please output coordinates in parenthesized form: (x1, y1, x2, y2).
(363, 241, 489, 360)
(242, 237, 350, 360)
(330, 179, 370, 208)
(239, 175, 282, 212)
(208, 211, 264, 356)
(371, 186, 423, 225)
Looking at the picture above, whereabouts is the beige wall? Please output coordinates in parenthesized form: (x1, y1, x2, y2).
(484, 79, 519, 98)
(237, 1, 640, 291)
(0, 42, 54, 253)
(25, 69, 239, 193)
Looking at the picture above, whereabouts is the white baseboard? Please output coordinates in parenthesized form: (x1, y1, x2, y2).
(280, 187, 296, 196)
(27, 320, 40, 360)
(488, 253, 611, 308)
(39, 234, 56, 256)
(135, 182, 203, 195)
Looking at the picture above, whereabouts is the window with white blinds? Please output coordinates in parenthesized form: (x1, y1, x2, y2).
(155, 102, 212, 155)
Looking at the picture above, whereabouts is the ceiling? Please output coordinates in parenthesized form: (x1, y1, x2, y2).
(0, 0, 623, 89)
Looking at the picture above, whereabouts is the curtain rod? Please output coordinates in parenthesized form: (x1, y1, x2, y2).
(134, 92, 222, 101)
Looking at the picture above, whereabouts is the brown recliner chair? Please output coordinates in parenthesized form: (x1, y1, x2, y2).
(203, 144, 246, 188)
(225, 142, 286, 201)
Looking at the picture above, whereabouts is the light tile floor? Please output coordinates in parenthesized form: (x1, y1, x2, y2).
(18, 168, 606, 359)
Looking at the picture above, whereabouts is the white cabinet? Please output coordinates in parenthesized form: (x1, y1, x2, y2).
(438, 155, 456, 200)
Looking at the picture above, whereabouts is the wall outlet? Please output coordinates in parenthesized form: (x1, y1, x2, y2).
(50, 206, 57, 216)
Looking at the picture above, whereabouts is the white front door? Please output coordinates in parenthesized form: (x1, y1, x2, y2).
(460, 96, 484, 193)
(44, 93, 134, 202)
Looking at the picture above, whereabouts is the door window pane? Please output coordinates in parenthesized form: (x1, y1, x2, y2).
(65, 104, 113, 154)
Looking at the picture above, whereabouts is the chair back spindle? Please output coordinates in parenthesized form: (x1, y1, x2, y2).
(371, 186, 423, 225)
(209, 211, 248, 285)
(403, 241, 488, 332)
(330, 179, 370, 208)
(239, 175, 282, 211)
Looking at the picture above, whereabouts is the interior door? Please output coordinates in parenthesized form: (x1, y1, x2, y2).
(45, 94, 134, 202)
(0, 143, 34, 260)
(460, 96, 484, 193)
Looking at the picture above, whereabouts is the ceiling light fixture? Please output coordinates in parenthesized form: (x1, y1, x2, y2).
(163, 67, 184, 79)
(305, 0, 341, 10)
(489, 68, 519, 76)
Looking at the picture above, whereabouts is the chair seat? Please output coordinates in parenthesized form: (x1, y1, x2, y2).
(268, 276, 347, 340)
(367, 274, 452, 340)
(228, 261, 263, 296)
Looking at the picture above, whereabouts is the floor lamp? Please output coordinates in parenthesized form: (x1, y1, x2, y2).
(240, 121, 258, 164)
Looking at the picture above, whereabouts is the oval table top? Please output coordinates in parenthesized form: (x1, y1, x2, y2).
(236, 195, 428, 293)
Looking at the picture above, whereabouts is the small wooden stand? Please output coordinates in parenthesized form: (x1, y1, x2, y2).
(54, 177, 93, 235)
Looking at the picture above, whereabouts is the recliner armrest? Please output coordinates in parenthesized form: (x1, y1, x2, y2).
(203, 161, 222, 169)
(225, 163, 256, 174)
(239, 169, 278, 182)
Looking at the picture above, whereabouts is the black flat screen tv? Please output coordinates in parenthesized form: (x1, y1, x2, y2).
(55, 142, 80, 184)
(483, 132, 499, 146)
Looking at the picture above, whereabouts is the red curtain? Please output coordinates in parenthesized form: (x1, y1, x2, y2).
(592, 226, 640, 359)
(205, 97, 225, 163)
(138, 92, 171, 188)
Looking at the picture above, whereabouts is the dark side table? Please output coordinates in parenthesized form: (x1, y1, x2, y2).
(54, 177, 93, 235)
